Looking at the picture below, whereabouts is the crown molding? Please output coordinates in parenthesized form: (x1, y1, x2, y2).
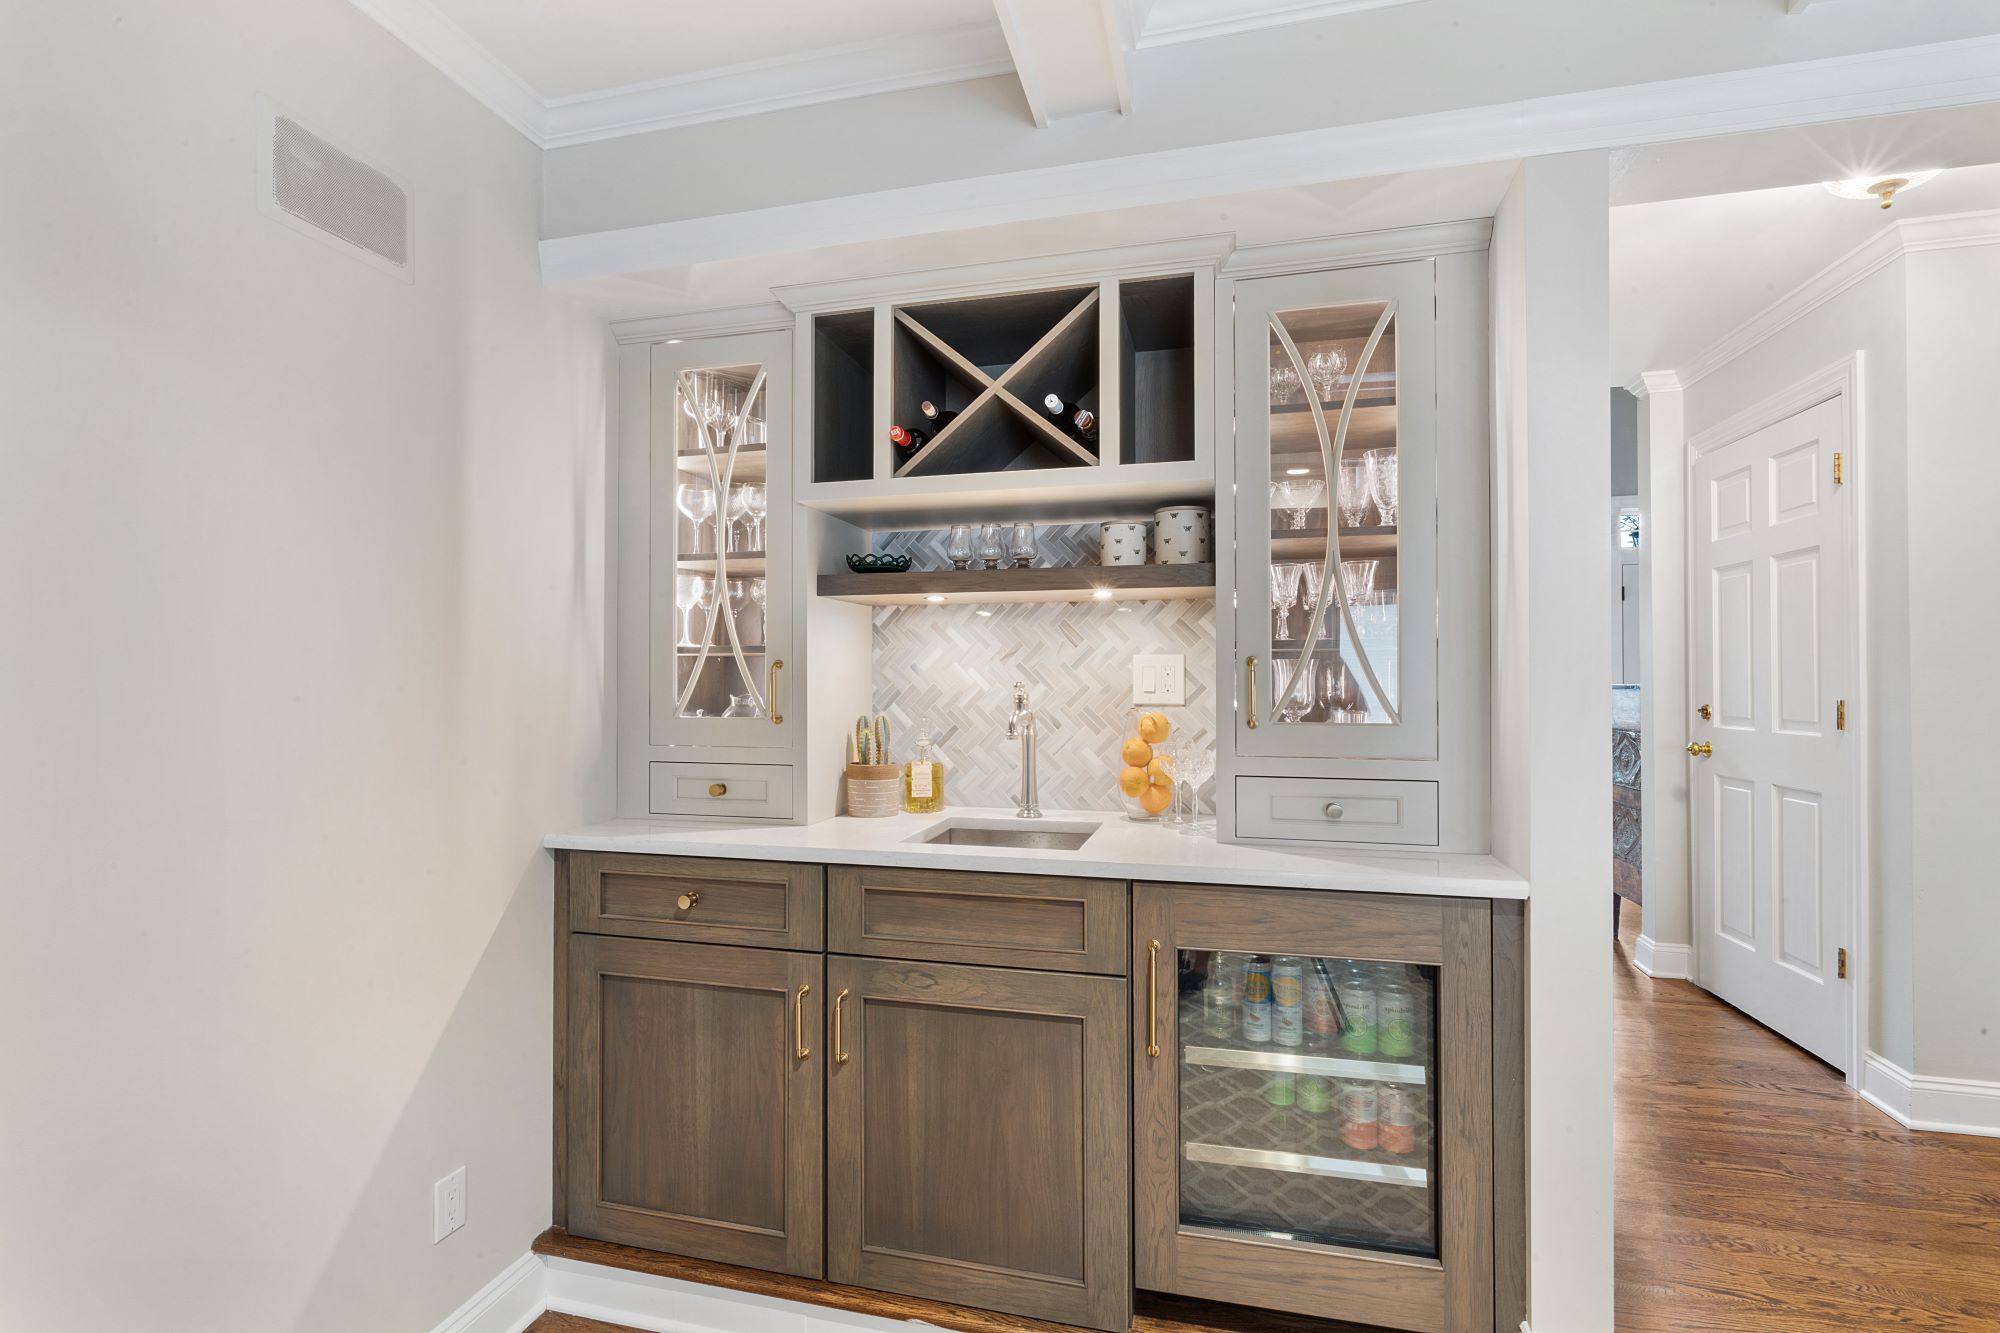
(348, 0, 545, 144)
(1222, 218, 1492, 278)
(1678, 208, 2000, 388)
(1137, 0, 1424, 48)
(347, 0, 1017, 149)
(541, 35, 2000, 282)
(1626, 370, 1682, 398)
(610, 302, 795, 346)
(540, 25, 1016, 149)
(771, 234, 1235, 313)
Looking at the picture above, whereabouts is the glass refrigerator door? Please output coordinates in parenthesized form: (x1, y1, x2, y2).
(1174, 949, 1439, 1258)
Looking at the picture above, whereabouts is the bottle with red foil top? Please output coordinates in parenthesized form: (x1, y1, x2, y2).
(888, 422, 932, 462)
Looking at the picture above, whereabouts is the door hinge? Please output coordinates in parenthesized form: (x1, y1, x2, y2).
(1838, 947, 1848, 980)
(1833, 451, 1844, 484)
(1837, 699, 1847, 731)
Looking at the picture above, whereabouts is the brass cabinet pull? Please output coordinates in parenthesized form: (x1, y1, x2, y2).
(1245, 657, 1259, 730)
(793, 983, 811, 1061)
(1147, 939, 1162, 1058)
(1687, 741, 1713, 758)
(707, 782, 728, 797)
(769, 659, 784, 726)
(833, 988, 850, 1065)
(676, 891, 699, 911)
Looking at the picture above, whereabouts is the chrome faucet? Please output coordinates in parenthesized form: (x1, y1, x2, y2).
(1005, 681, 1041, 819)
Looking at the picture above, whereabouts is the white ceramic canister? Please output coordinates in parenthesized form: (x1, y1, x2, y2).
(1151, 506, 1213, 564)
(1099, 521, 1151, 566)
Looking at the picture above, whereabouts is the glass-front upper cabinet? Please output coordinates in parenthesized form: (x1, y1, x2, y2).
(1232, 262, 1437, 761)
(1134, 883, 1494, 1333)
(649, 331, 794, 751)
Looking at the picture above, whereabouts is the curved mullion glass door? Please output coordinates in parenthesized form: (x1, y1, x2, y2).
(1234, 263, 1437, 762)
(649, 331, 794, 752)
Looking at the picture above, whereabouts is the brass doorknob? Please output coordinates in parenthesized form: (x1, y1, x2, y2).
(1697, 704, 1713, 721)
(708, 782, 728, 797)
(1687, 741, 1713, 757)
(676, 892, 700, 911)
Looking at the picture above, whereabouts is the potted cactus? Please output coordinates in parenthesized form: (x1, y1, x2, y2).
(845, 713, 901, 817)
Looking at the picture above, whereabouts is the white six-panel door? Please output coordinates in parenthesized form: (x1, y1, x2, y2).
(1689, 396, 1854, 1070)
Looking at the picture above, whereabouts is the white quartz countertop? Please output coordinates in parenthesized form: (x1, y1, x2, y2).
(544, 808, 1527, 900)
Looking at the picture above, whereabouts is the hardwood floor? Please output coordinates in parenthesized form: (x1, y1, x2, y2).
(1614, 900, 2000, 1331)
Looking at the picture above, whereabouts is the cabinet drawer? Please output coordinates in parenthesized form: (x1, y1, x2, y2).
(1235, 776, 1440, 847)
(648, 762, 793, 819)
(567, 852, 823, 949)
(828, 865, 1127, 975)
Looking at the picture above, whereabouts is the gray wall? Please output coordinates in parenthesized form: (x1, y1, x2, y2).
(1610, 387, 1640, 494)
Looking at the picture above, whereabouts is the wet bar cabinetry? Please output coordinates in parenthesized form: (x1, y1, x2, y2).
(553, 849, 1522, 1333)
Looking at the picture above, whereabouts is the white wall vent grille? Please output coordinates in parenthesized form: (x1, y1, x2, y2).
(255, 97, 412, 281)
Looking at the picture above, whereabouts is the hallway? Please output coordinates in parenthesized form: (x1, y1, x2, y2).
(1614, 905, 2000, 1330)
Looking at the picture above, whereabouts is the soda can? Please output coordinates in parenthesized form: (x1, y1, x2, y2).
(1271, 957, 1304, 1047)
(1298, 1074, 1331, 1115)
(1339, 1081, 1380, 1151)
(1241, 959, 1273, 1042)
(1264, 1071, 1297, 1107)
(1379, 980, 1417, 1058)
(1380, 1087, 1418, 1155)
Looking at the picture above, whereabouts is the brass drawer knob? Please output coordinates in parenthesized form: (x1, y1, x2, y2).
(707, 782, 728, 797)
(1323, 802, 1345, 820)
(676, 891, 700, 911)
(1686, 741, 1713, 758)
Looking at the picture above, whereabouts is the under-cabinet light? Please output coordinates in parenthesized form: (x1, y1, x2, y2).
(1092, 588, 1115, 601)
(1286, 467, 1311, 476)
(925, 594, 945, 603)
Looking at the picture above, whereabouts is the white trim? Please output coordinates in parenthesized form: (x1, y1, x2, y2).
(610, 302, 795, 346)
(1632, 935, 1692, 981)
(542, 1255, 915, 1333)
(344, 0, 1015, 148)
(772, 234, 1235, 312)
(426, 1252, 544, 1333)
(539, 36, 2000, 281)
(1677, 210, 2000, 387)
(1221, 219, 1494, 277)
(1627, 370, 1682, 399)
(1137, 0, 1425, 48)
(539, 26, 1016, 149)
(1861, 1054, 2000, 1137)
(1682, 354, 1869, 1086)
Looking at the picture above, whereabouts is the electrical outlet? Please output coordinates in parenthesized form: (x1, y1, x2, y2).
(1132, 653, 1186, 706)
(433, 1166, 466, 1243)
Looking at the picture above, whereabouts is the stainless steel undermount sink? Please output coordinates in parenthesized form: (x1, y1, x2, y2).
(912, 820, 1099, 851)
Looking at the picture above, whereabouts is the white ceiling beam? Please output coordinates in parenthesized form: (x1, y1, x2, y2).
(991, 0, 1132, 127)
(1787, 0, 1824, 11)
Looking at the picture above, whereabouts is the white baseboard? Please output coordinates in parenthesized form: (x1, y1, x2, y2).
(1632, 934, 1692, 980)
(429, 1251, 545, 1333)
(542, 1254, 914, 1333)
(1861, 1053, 2000, 1137)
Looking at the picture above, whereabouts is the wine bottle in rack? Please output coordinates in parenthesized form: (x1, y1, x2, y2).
(919, 399, 958, 430)
(1071, 407, 1098, 446)
(888, 423, 932, 461)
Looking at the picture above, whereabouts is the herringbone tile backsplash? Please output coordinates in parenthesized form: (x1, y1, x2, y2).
(871, 525, 1217, 812)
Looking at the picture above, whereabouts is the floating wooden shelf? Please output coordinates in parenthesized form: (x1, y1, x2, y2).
(818, 562, 1215, 607)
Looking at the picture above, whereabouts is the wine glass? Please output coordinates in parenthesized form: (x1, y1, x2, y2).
(748, 577, 768, 647)
(1307, 345, 1349, 401)
(724, 578, 750, 646)
(1297, 562, 1324, 640)
(947, 524, 975, 569)
(1338, 458, 1372, 529)
(1316, 658, 1356, 721)
(1175, 746, 1216, 836)
(722, 485, 751, 553)
(1269, 363, 1302, 405)
(674, 574, 707, 648)
(1366, 448, 1399, 528)
(1009, 522, 1037, 568)
(1340, 558, 1379, 602)
(676, 484, 716, 554)
(977, 523, 1005, 570)
(1270, 477, 1326, 532)
(741, 483, 768, 551)
(1278, 655, 1316, 724)
(1270, 562, 1303, 641)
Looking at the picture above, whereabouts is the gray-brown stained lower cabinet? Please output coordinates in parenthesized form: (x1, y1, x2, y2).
(824, 955, 1132, 1332)
(565, 934, 823, 1277)
(1133, 883, 1494, 1333)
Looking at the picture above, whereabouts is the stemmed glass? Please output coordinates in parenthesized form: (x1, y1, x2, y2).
(1337, 458, 1372, 529)
(1278, 656, 1316, 724)
(1009, 523, 1037, 568)
(1340, 558, 1379, 602)
(1365, 448, 1399, 528)
(1270, 562, 1303, 641)
(741, 483, 768, 552)
(947, 525, 975, 569)
(1307, 345, 1349, 401)
(977, 524, 1005, 570)
(1269, 364, 1303, 405)
(722, 485, 751, 553)
(1270, 477, 1325, 531)
(1175, 746, 1216, 836)
(725, 577, 750, 644)
(1297, 562, 1324, 640)
(676, 484, 716, 554)
(1317, 658, 1356, 722)
(675, 574, 707, 648)
(748, 577, 768, 647)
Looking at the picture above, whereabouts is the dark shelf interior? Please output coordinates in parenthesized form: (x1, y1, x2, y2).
(1121, 274, 1197, 466)
(902, 286, 1094, 370)
(900, 396, 1091, 478)
(814, 309, 874, 484)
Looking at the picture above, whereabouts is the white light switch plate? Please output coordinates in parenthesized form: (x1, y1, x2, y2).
(1132, 654, 1186, 706)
